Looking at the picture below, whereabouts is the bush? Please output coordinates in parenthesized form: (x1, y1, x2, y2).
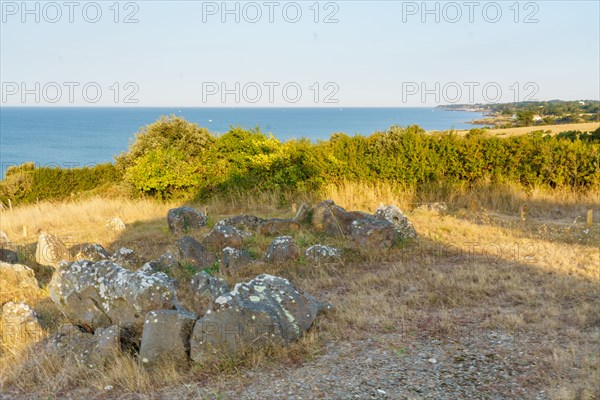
(0, 163, 121, 205)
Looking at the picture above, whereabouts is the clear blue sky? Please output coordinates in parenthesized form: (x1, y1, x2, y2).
(1, 0, 599, 106)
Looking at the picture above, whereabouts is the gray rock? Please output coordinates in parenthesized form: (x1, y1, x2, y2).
(139, 309, 197, 369)
(110, 247, 140, 268)
(305, 244, 341, 263)
(106, 217, 126, 232)
(203, 223, 245, 250)
(0, 262, 40, 302)
(190, 271, 230, 302)
(35, 233, 70, 268)
(218, 215, 265, 231)
(0, 248, 18, 264)
(146, 252, 179, 273)
(0, 231, 17, 263)
(1, 302, 44, 347)
(48, 260, 178, 336)
(258, 219, 301, 236)
(374, 205, 418, 239)
(45, 324, 121, 368)
(190, 274, 329, 363)
(263, 236, 299, 263)
(177, 236, 217, 270)
(312, 200, 369, 236)
(293, 203, 313, 224)
(167, 206, 208, 234)
(349, 218, 400, 249)
(73, 243, 111, 262)
(221, 247, 252, 272)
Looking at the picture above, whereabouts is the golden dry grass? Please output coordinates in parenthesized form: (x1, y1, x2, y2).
(450, 122, 600, 137)
(0, 182, 599, 399)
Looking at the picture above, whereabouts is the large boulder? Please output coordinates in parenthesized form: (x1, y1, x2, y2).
(49, 260, 178, 336)
(374, 205, 418, 239)
(1, 302, 44, 348)
(0, 262, 40, 303)
(45, 324, 121, 368)
(139, 310, 197, 369)
(35, 233, 70, 268)
(167, 206, 208, 234)
(177, 236, 217, 270)
(258, 219, 300, 236)
(263, 236, 299, 263)
(203, 223, 245, 250)
(311, 200, 369, 236)
(190, 274, 329, 363)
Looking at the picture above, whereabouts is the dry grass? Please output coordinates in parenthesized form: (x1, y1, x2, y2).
(0, 182, 599, 399)
(0, 197, 175, 249)
(450, 122, 600, 137)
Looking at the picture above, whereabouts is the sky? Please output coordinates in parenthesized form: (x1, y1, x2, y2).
(1, 0, 599, 106)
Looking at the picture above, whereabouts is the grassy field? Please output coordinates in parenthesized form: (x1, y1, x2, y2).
(448, 122, 600, 137)
(0, 183, 598, 399)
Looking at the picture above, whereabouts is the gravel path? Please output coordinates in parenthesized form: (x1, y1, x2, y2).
(146, 331, 550, 400)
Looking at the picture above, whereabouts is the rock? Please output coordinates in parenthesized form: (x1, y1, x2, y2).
(190, 274, 329, 363)
(146, 252, 179, 273)
(0, 262, 40, 303)
(293, 203, 313, 224)
(190, 271, 230, 302)
(35, 233, 70, 268)
(0, 248, 18, 264)
(187, 271, 229, 315)
(106, 217, 126, 232)
(109, 247, 140, 268)
(312, 200, 369, 236)
(218, 215, 265, 232)
(1, 302, 44, 347)
(349, 218, 400, 249)
(221, 247, 252, 272)
(263, 236, 299, 263)
(374, 205, 418, 239)
(177, 236, 217, 270)
(45, 324, 121, 368)
(167, 206, 208, 234)
(0, 231, 17, 263)
(203, 224, 245, 250)
(258, 219, 301, 236)
(305, 245, 341, 263)
(139, 309, 197, 369)
(416, 202, 448, 214)
(48, 260, 178, 336)
(73, 243, 111, 262)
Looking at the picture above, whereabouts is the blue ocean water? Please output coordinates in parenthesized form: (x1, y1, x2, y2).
(0, 107, 483, 177)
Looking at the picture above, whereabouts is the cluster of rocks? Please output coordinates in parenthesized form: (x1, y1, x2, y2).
(45, 259, 329, 369)
(0, 200, 415, 370)
(168, 201, 416, 271)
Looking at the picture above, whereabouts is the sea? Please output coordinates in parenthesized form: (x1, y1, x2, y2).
(0, 107, 484, 178)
